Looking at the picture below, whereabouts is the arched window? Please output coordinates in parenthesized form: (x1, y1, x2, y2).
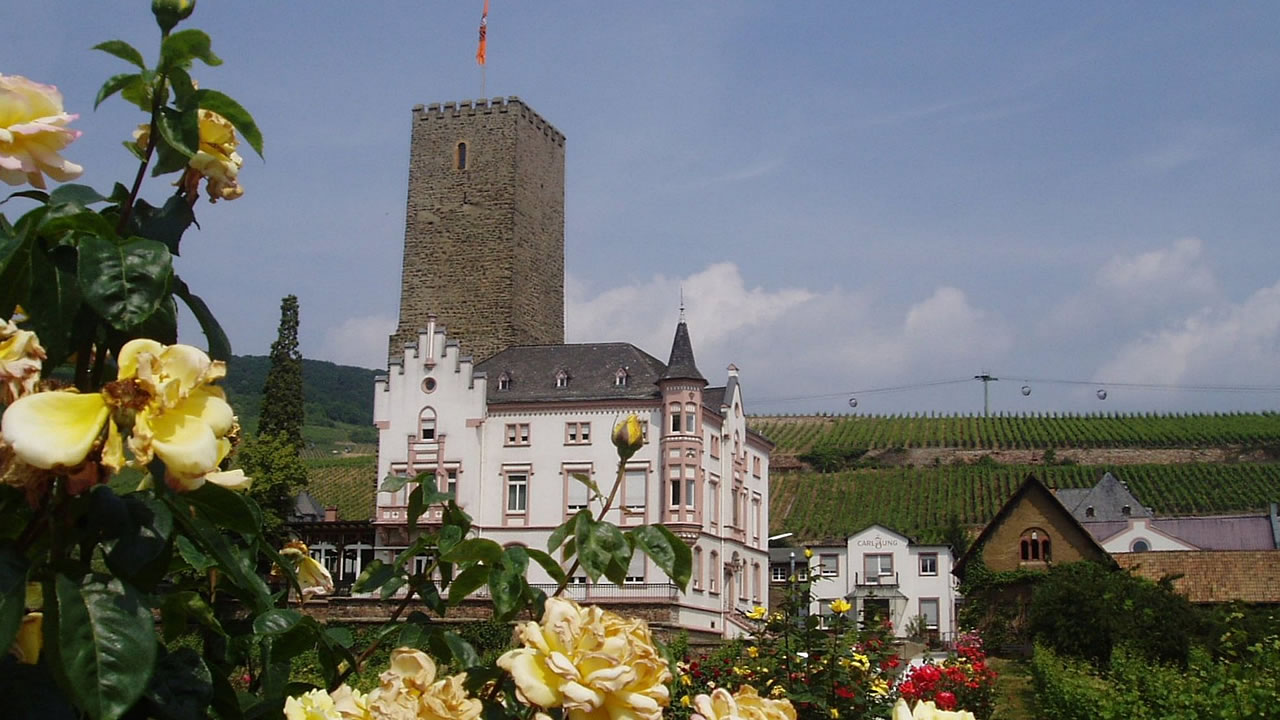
(614, 368, 628, 387)
(455, 141, 468, 170)
(1085, 506, 1095, 518)
(497, 372, 511, 391)
(669, 402, 682, 433)
(1121, 505, 1132, 516)
(684, 403, 697, 433)
(418, 407, 437, 441)
(1020, 528, 1051, 562)
(1131, 539, 1150, 553)
(555, 369, 570, 388)
(693, 546, 703, 590)
(708, 551, 719, 593)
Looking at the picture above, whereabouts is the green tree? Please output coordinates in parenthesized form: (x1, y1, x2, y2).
(258, 294, 304, 449)
(235, 432, 309, 541)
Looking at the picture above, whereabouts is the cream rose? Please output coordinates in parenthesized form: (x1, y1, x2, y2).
(497, 597, 672, 720)
(692, 686, 796, 720)
(0, 75, 82, 189)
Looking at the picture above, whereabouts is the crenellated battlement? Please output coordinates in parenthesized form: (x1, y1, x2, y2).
(412, 96, 564, 147)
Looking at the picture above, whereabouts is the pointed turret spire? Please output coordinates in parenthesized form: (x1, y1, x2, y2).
(660, 319, 704, 382)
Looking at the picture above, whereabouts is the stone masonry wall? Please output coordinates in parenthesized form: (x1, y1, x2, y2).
(390, 97, 565, 363)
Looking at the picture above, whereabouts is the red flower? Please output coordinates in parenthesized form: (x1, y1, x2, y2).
(899, 681, 918, 699)
(916, 665, 941, 684)
(835, 686, 855, 699)
(936, 692, 957, 711)
(884, 655, 900, 669)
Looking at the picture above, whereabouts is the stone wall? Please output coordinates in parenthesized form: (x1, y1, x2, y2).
(390, 97, 565, 363)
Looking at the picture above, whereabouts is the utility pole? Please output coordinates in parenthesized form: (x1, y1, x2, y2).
(974, 373, 998, 417)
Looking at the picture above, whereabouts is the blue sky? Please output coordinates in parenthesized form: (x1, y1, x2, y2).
(7, 3, 1280, 414)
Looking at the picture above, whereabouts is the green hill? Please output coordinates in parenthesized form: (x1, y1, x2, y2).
(222, 355, 379, 446)
(770, 463, 1280, 544)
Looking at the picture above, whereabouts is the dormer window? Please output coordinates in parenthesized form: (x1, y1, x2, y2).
(614, 368, 628, 387)
(1121, 505, 1131, 516)
(555, 369, 570, 388)
(497, 372, 511, 391)
(1085, 506, 1095, 518)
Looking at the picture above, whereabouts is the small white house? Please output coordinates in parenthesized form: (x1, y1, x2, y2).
(772, 526, 959, 640)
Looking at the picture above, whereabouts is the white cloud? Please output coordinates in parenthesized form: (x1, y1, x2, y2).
(1049, 237, 1218, 335)
(316, 314, 396, 369)
(1097, 280, 1280, 387)
(568, 263, 1011, 410)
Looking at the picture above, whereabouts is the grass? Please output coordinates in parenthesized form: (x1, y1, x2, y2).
(988, 658, 1036, 720)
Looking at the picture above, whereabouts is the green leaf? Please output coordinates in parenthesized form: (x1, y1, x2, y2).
(252, 609, 302, 635)
(49, 184, 107, 207)
(525, 548, 567, 585)
(119, 69, 156, 111)
(407, 485, 424, 532)
(25, 247, 81, 369)
(193, 89, 263, 157)
(166, 499, 270, 608)
(141, 647, 213, 720)
(0, 543, 29, 656)
(167, 67, 197, 110)
(173, 536, 215, 572)
(156, 106, 199, 159)
(571, 472, 601, 499)
(441, 538, 503, 565)
(182, 482, 262, 538)
(379, 575, 407, 601)
(158, 591, 222, 643)
(95, 73, 142, 110)
(547, 511, 583, 554)
(352, 559, 395, 593)
(447, 565, 489, 605)
(77, 235, 173, 331)
(629, 525, 692, 590)
(437, 524, 463, 558)
(488, 563, 525, 620)
(0, 215, 36, 318)
(93, 40, 146, 69)
(172, 277, 230, 361)
(1, 189, 48, 205)
(159, 29, 222, 70)
(380, 473, 409, 494)
(132, 193, 196, 256)
(502, 545, 530, 576)
(577, 517, 629, 584)
(50, 573, 156, 720)
(442, 632, 481, 669)
(104, 493, 174, 588)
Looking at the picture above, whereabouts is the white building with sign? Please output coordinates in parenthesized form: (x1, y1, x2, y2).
(771, 525, 959, 640)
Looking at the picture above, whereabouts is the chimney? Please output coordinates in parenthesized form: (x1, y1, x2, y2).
(325, 506, 338, 523)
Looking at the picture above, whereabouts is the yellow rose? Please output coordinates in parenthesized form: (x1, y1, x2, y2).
(367, 648, 480, 720)
(803, 548, 813, 559)
(278, 541, 335, 599)
(135, 108, 245, 203)
(497, 597, 671, 720)
(870, 678, 889, 697)
(611, 414, 644, 460)
(11, 611, 41, 664)
(829, 598, 852, 615)
(692, 686, 796, 720)
(0, 75, 82, 189)
(746, 606, 768, 620)
(0, 319, 45, 404)
(0, 339, 246, 490)
(892, 699, 977, 720)
(329, 685, 371, 720)
(284, 689, 340, 720)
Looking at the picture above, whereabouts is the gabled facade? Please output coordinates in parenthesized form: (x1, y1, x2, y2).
(954, 475, 1113, 581)
(373, 315, 772, 637)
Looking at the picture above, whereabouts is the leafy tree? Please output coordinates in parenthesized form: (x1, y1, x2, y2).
(943, 513, 969, 558)
(234, 432, 308, 541)
(257, 295, 304, 449)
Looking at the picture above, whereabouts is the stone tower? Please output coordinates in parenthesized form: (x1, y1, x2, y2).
(389, 97, 565, 363)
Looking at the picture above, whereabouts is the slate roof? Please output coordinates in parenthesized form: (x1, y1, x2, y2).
(1116, 550, 1280, 604)
(659, 321, 705, 382)
(1059, 472, 1152, 522)
(476, 343, 668, 403)
(1147, 514, 1277, 550)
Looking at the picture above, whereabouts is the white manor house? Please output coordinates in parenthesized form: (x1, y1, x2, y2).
(373, 315, 773, 637)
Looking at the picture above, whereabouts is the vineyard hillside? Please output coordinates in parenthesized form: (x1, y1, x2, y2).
(753, 412, 1280, 470)
(769, 463, 1280, 544)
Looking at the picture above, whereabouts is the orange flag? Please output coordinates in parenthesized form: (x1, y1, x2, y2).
(476, 0, 489, 66)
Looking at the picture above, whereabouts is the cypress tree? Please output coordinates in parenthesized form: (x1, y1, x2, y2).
(258, 295, 304, 449)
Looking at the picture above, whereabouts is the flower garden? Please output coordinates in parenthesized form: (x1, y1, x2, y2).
(4, 3, 1276, 720)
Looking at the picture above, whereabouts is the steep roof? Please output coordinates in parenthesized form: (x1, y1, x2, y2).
(659, 321, 705, 382)
(1060, 472, 1152, 522)
(1116, 550, 1280, 604)
(953, 474, 1115, 578)
(477, 343, 667, 403)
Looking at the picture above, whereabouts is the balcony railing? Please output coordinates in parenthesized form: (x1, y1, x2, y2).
(473, 582, 680, 602)
(854, 571, 899, 588)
